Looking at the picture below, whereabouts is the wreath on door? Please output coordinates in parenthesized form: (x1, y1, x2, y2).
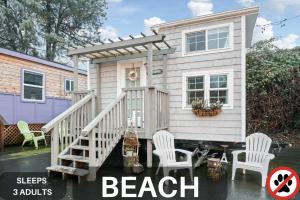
(128, 64, 138, 81)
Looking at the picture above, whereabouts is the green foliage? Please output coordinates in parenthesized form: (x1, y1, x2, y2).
(0, 0, 107, 61)
(192, 99, 223, 111)
(0, 0, 39, 55)
(247, 39, 300, 135)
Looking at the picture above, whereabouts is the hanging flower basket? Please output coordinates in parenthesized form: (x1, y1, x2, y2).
(192, 108, 222, 117)
(191, 99, 223, 117)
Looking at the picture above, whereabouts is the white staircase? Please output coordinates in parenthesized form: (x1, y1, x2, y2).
(42, 87, 169, 182)
(43, 92, 127, 182)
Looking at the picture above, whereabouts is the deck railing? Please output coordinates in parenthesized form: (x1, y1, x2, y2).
(156, 88, 169, 130)
(80, 86, 168, 168)
(42, 92, 96, 165)
(124, 86, 169, 135)
(72, 90, 92, 104)
(124, 87, 146, 130)
(82, 93, 127, 167)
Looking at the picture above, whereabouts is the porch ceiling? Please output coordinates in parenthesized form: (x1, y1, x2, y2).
(67, 31, 173, 61)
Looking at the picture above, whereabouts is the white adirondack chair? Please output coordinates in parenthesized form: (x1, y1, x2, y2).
(231, 132, 275, 187)
(153, 130, 193, 181)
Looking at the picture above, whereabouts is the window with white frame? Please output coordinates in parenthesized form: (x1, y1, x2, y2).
(186, 76, 205, 104)
(65, 79, 74, 92)
(186, 31, 206, 53)
(208, 27, 230, 50)
(183, 24, 232, 55)
(22, 70, 45, 101)
(183, 70, 233, 109)
(209, 74, 228, 104)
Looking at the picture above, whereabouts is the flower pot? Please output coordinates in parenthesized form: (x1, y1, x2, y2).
(192, 108, 222, 117)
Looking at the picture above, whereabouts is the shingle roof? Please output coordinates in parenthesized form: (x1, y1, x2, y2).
(0, 47, 87, 75)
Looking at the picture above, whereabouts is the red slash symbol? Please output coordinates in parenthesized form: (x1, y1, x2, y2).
(267, 166, 300, 200)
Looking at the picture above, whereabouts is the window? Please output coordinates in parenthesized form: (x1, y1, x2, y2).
(65, 79, 74, 92)
(186, 31, 206, 53)
(183, 23, 232, 55)
(22, 70, 45, 102)
(208, 27, 229, 50)
(182, 70, 233, 109)
(209, 75, 228, 104)
(186, 76, 204, 104)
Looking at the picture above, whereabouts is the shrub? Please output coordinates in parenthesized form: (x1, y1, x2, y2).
(246, 39, 300, 135)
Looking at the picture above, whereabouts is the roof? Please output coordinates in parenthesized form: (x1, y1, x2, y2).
(152, 6, 259, 30)
(0, 47, 87, 75)
(152, 6, 259, 48)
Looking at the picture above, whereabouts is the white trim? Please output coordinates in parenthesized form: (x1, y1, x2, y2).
(152, 6, 259, 30)
(22, 69, 45, 102)
(64, 78, 74, 92)
(241, 15, 246, 142)
(117, 58, 146, 95)
(181, 22, 234, 57)
(182, 68, 234, 110)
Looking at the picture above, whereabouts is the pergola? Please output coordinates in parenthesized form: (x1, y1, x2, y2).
(68, 31, 175, 90)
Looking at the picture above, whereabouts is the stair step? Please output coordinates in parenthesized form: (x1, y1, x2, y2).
(58, 155, 89, 163)
(71, 145, 89, 150)
(47, 165, 89, 176)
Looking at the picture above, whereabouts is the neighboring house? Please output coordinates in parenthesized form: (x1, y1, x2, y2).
(44, 7, 259, 179)
(0, 47, 87, 127)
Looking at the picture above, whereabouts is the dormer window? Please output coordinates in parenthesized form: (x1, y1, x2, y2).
(182, 23, 233, 56)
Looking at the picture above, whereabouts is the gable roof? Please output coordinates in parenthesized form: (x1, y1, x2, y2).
(152, 6, 259, 48)
(0, 47, 87, 75)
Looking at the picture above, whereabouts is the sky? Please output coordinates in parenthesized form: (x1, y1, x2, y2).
(100, 0, 300, 49)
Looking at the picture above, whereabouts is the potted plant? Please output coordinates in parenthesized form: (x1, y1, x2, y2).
(191, 99, 223, 117)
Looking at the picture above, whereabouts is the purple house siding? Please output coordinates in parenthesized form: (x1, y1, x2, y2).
(0, 92, 71, 125)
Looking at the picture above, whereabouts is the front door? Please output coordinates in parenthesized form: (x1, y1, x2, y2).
(117, 59, 146, 128)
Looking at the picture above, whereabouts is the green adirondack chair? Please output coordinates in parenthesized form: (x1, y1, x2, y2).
(17, 121, 47, 149)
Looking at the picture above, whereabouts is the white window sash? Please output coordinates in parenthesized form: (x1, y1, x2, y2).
(182, 23, 234, 56)
(22, 69, 45, 102)
(65, 79, 74, 92)
(182, 69, 234, 109)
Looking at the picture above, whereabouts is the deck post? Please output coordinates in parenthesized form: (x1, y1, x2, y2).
(51, 126, 59, 166)
(147, 139, 152, 168)
(87, 130, 97, 181)
(147, 43, 153, 86)
(162, 54, 167, 89)
(96, 63, 101, 113)
(72, 55, 79, 91)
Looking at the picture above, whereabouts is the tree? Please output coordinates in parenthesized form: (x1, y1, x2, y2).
(32, 0, 107, 61)
(0, 0, 107, 61)
(246, 39, 300, 135)
(0, 0, 39, 55)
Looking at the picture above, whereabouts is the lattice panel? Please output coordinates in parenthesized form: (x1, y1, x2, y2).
(3, 124, 50, 146)
(0, 123, 4, 150)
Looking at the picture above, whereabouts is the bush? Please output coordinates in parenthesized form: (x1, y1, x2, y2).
(246, 39, 300, 135)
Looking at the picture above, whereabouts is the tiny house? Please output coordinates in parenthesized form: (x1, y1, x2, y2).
(0, 48, 87, 145)
(44, 7, 259, 181)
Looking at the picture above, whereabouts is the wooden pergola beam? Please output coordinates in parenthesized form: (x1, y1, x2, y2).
(68, 34, 165, 56)
(91, 48, 176, 64)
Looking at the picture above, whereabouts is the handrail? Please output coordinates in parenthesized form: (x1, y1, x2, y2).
(82, 92, 126, 136)
(42, 93, 94, 133)
(72, 90, 93, 94)
(155, 87, 168, 94)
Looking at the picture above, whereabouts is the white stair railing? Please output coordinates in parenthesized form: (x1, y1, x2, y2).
(72, 90, 92, 104)
(82, 93, 127, 167)
(42, 92, 96, 166)
(156, 88, 169, 130)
